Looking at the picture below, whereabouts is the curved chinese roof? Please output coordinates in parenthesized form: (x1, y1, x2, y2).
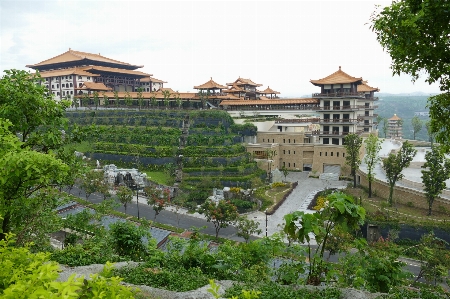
(310, 66, 362, 86)
(194, 78, 227, 89)
(26, 49, 144, 71)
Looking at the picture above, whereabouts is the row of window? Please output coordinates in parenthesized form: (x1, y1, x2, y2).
(282, 150, 296, 155)
(46, 83, 74, 89)
(319, 151, 344, 157)
(261, 138, 297, 143)
(51, 90, 74, 96)
(282, 162, 297, 168)
(45, 76, 90, 81)
(322, 138, 340, 145)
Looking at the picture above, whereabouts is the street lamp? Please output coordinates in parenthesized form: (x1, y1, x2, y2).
(265, 209, 268, 237)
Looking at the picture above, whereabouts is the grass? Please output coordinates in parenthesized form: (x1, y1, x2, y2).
(257, 183, 293, 211)
(143, 171, 171, 185)
(343, 187, 450, 222)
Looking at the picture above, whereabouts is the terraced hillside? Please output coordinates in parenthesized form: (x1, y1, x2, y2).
(66, 109, 263, 192)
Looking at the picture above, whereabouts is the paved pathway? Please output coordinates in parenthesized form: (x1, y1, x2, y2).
(244, 172, 347, 244)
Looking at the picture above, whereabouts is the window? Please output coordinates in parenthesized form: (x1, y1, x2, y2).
(87, 77, 90, 80)
(79, 83, 83, 87)
(289, 139, 291, 143)
(65, 76, 68, 79)
(331, 152, 333, 156)
(263, 139, 265, 142)
(332, 138, 339, 145)
(337, 152, 339, 157)
(51, 85, 54, 89)
(323, 138, 330, 144)
(294, 163, 296, 167)
(283, 162, 285, 167)
(57, 92, 60, 96)
(46, 78, 49, 81)
(78, 76, 82, 80)
(272, 139, 274, 142)
(320, 152, 322, 156)
(62, 84, 65, 88)
(63, 91, 65, 96)
(343, 153, 345, 158)
(294, 139, 296, 143)
(70, 91, 73, 95)
(69, 76, 72, 79)
(283, 150, 286, 154)
(288, 163, 291, 167)
(57, 84, 59, 88)
(288, 150, 290, 154)
(294, 151, 296, 154)
(70, 83, 73, 87)
(283, 139, 285, 143)
(325, 152, 328, 156)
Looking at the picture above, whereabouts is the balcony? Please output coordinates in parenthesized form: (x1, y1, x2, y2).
(312, 92, 365, 98)
(318, 118, 358, 124)
(307, 130, 364, 136)
(317, 105, 364, 111)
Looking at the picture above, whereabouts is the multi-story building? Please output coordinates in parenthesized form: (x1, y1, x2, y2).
(26, 48, 157, 101)
(388, 114, 403, 138)
(309, 66, 379, 146)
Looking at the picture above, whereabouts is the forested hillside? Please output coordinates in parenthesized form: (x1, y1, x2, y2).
(375, 95, 431, 141)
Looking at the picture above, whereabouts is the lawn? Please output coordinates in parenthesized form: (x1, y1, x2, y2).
(143, 171, 172, 185)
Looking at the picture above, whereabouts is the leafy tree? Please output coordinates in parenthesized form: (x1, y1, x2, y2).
(113, 90, 120, 107)
(81, 92, 89, 107)
(125, 91, 133, 107)
(80, 170, 104, 200)
(137, 87, 144, 110)
(144, 186, 169, 221)
(382, 117, 389, 138)
(344, 133, 363, 187)
(370, 1, 450, 150)
(411, 115, 423, 140)
(370, 0, 450, 90)
(421, 146, 450, 215)
(235, 216, 262, 243)
(102, 91, 109, 107)
(199, 199, 239, 239)
(116, 185, 133, 214)
(425, 120, 435, 145)
(162, 90, 171, 109)
(175, 93, 182, 109)
(284, 192, 365, 285)
(382, 141, 417, 206)
(364, 133, 382, 198)
(281, 165, 289, 181)
(0, 69, 71, 153)
(150, 94, 157, 109)
(0, 119, 68, 241)
(92, 91, 99, 110)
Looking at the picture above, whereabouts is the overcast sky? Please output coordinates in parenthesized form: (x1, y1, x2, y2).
(0, 0, 441, 97)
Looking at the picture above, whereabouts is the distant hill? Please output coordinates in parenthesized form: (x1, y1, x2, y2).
(377, 92, 439, 97)
(375, 95, 431, 141)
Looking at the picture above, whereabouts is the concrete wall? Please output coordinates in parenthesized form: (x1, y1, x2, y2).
(356, 169, 450, 211)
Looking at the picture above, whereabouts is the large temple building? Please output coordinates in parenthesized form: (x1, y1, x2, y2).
(26, 50, 380, 175)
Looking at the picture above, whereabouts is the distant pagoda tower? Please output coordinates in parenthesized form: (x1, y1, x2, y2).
(388, 114, 403, 139)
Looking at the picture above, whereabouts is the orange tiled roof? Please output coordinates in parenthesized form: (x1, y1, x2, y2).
(26, 49, 143, 69)
(81, 66, 151, 77)
(95, 91, 197, 100)
(140, 76, 167, 83)
(227, 77, 263, 87)
(194, 78, 227, 89)
(223, 84, 245, 93)
(357, 81, 380, 92)
(389, 114, 401, 120)
(37, 68, 99, 78)
(260, 86, 280, 94)
(158, 88, 176, 93)
(219, 98, 319, 106)
(75, 82, 112, 91)
(310, 66, 362, 85)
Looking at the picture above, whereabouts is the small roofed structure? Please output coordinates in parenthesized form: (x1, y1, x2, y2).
(75, 82, 112, 94)
(194, 77, 227, 93)
(259, 86, 280, 99)
(388, 114, 403, 139)
(226, 77, 263, 100)
(357, 81, 380, 99)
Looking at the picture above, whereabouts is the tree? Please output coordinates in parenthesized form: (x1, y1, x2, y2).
(92, 91, 99, 110)
(162, 90, 171, 109)
(382, 117, 389, 138)
(284, 192, 365, 285)
(281, 165, 289, 182)
(81, 92, 90, 108)
(370, 1, 450, 150)
(125, 91, 133, 107)
(425, 121, 434, 144)
(137, 87, 144, 110)
(80, 170, 104, 200)
(421, 146, 450, 215)
(113, 90, 120, 107)
(150, 94, 157, 109)
(102, 91, 109, 108)
(370, 0, 450, 91)
(116, 185, 133, 214)
(199, 199, 239, 239)
(364, 133, 382, 198)
(411, 115, 423, 140)
(0, 119, 68, 241)
(375, 115, 384, 130)
(0, 69, 71, 153)
(144, 186, 169, 221)
(175, 93, 182, 110)
(235, 216, 262, 243)
(382, 141, 417, 206)
(344, 133, 363, 188)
